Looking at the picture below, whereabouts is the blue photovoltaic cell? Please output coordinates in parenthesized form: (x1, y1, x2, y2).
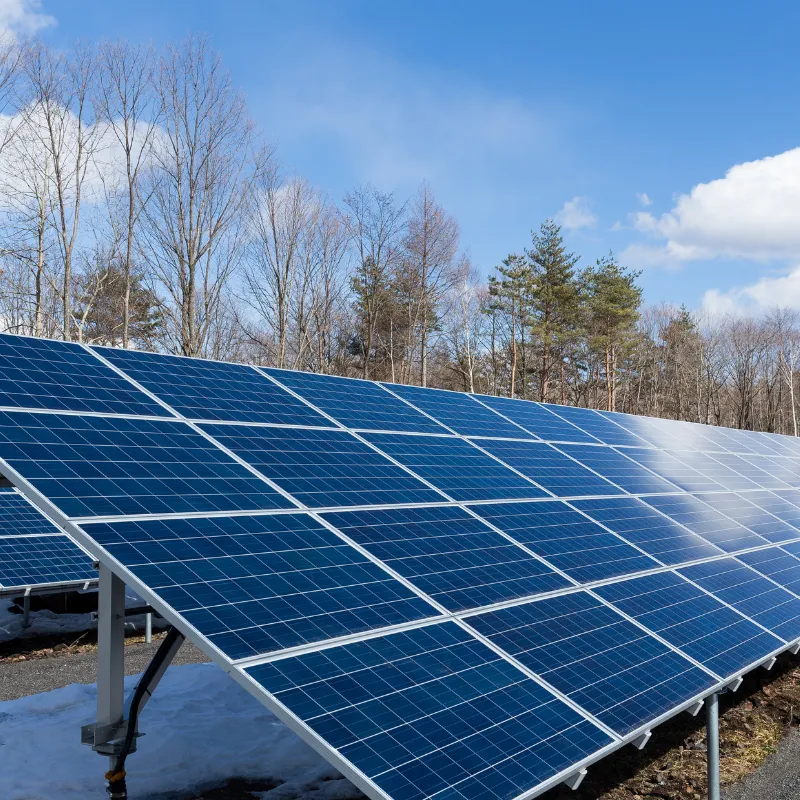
(0, 333, 169, 417)
(96, 347, 330, 427)
(0, 411, 292, 518)
(361, 432, 548, 502)
(742, 491, 800, 533)
(246, 622, 613, 800)
(543, 405, 649, 447)
(571, 497, 723, 565)
(679, 559, 800, 642)
(0, 535, 93, 588)
(743, 456, 800, 488)
(265, 369, 448, 434)
(554, 444, 678, 494)
(706, 452, 789, 490)
(384, 382, 534, 439)
(738, 547, 800, 596)
(82, 513, 440, 660)
(694, 493, 798, 544)
(321, 505, 570, 612)
(642, 494, 768, 553)
(467, 592, 716, 736)
(469, 501, 659, 584)
(199, 424, 444, 509)
(473, 395, 599, 443)
(590, 413, 676, 450)
(0, 491, 95, 588)
(622, 447, 725, 493)
(669, 452, 761, 492)
(750, 432, 800, 457)
(595, 572, 783, 678)
(0, 490, 61, 535)
(475, 439, 623, 498)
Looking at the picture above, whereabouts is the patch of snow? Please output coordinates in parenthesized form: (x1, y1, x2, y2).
(0, 589, 166, 643)
(0, 661, 362, 800)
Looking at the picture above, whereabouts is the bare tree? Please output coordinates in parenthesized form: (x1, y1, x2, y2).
(95, 40, 159, 348)
(243, 159, 312, 368)
(23, 42, 100, 340)
(404, 181, 459, 386)
(141, 35, 258, 356)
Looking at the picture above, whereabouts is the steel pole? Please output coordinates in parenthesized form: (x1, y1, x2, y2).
(96, 565, 126, 769)
(706, 692, 720, 800)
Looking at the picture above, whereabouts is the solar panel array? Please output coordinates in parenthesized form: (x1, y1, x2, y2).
(4, 333, 800, 800)
(0, 488, 94, 592)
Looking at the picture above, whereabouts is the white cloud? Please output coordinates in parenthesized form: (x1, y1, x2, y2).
(702, 265, 800, 316)
(624, 148, 800, 268)
(554, 195, 597, 231)
(636, 192, 652, 207)
(0, 0, 54, 39)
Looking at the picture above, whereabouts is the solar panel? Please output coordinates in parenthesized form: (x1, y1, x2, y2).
(738, 547, 800, 595)
(0, 491, 95, 590)
(0, 410, 293, 518)
(384, 382, 534, 439)
(542, 405, 649, 447)
(96, 347, 330, 427)
(571, 497, 723, 565)
(742, 491, 800, 532)
(265, 369, 448, 434)
(641, 494, 768, 553)
(360, 432, 549, 502)
(82, 513, 441, 659)
(320, 505, 570, 612)
(246, 622, 614, 800)
(469, 501, 660, 583)
(474, 439, 624, 498)
(466, 592, 716, 736)
(8, 334, 800, 800)
(0, 535, 93, 589)
(0, 333, 170, 417)
(198, 424, 445, 508)
(742, 456, 800, 488)
(668, 451, 761, 492)
(473, 395, 599, 443)
(679, 559, 800, 642)
(706, 452, 790, 490)
(595, 571, 783, 678)
(621, 447, 725, 492)
(554, 444, 678, 494)
(693, 493, 798, 544)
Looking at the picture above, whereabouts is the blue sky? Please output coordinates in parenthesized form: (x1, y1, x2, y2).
(25, 0, 800, 314)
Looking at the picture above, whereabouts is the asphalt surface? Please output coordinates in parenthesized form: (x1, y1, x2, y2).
(0, 637, 210, 702)
(723, 729, 800, 800)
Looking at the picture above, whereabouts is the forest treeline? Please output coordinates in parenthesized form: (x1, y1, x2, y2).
(0, 34, 797, 436)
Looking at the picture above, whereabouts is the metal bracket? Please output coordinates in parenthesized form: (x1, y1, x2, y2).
(22, 587, 31, 629)
(687, 699, 704, 716)
(632, 730, 652, 750)
(762, 656, 777, 671)
(81, 720, 143, 757)
(791, 642, 800, 655)
(562, 768, 587, 791)
(725, 676, 743, 693)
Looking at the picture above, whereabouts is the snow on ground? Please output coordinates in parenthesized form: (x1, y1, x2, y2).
(0, 590, 165, 643)
(0, 661, 362, 800)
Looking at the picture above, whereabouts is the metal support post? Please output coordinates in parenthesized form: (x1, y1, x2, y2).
(145, 612, 152, 644)
(706, 692, 720, 800)
(95, 564, 126, 768)
(22, 588, 31, 628)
